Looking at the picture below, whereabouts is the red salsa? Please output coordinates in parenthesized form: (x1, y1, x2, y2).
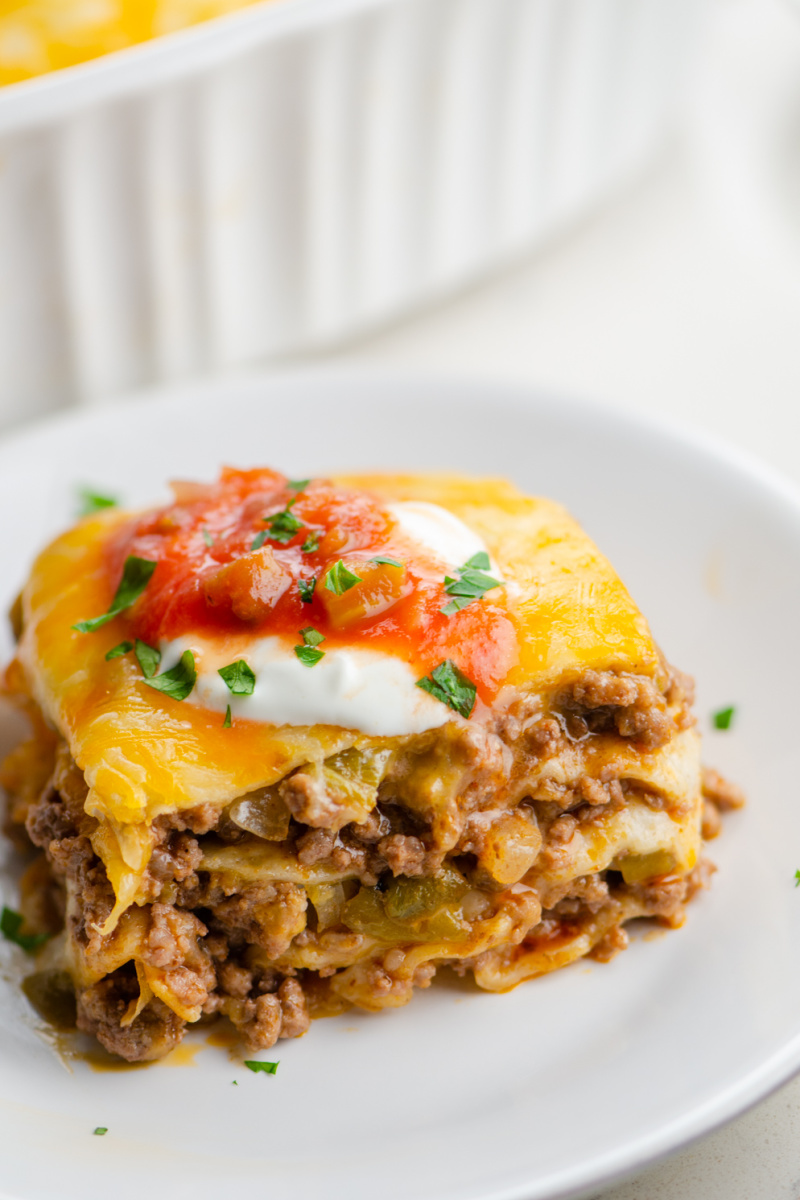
(107, 469, 516, 703)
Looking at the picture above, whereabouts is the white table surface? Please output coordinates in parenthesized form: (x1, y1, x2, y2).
(2, 1, 799, 1196)
(325, 3, 800, 1194)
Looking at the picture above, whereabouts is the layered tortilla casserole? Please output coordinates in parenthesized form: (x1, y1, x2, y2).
(1, 469, 735, 1062)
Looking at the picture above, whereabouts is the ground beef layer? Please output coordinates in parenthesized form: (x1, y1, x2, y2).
(1, 665, 741, 1063)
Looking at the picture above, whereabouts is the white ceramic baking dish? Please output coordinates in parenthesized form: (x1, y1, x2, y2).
(0, 0, 696, 426)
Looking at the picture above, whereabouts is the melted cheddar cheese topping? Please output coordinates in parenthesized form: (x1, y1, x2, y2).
(14, 471, 665, 924)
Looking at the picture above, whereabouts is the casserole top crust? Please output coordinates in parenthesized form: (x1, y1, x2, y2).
(10, 469, 676, 929)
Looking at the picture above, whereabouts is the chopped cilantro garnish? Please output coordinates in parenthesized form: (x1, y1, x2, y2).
(218, 659, 256, 696)
(713, 706, 735, 731)
(299, 626, 325, 647)
(370, 555, 403, 568)
(223, 705, 232, 729)
(93, 1128, 108, 1137)
(144, 650, 196, 702)
(202, 528, 214, 548)
(794, 869, 800, 888)
(301, 531, 321, 553)
(416, 660, 477, 719)
(244, 1060, 279, 1075)
(251, 530, 269, 551)
(324, 560, 362, 595)
(264, 507, 304, 545)
(77, 488, 118, 516)
(298, 577, 317, 603)
(1, 906, 49, 953)
(73, 556, 157, 633)
(440, 559, 502, 616)
(287, 479, 311, 492)
(232, 1080, 238, 1086)
(135, 639, 161, 679)
(294, 645, 325, 667)
(105, 640, 133, 661)
(464, 551, 490, 570)
(440, 598, 469, 615)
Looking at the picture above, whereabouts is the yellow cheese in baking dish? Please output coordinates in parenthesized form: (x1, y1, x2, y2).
(0, 0, 267, 86)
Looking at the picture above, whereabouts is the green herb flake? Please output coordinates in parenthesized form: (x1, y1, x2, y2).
(93, 1128, 108, 1137)
(444, 568, 502, 600)
(264, 508, 304, 545)
(232, 1080, 238, 1086)
(144, 650, 197, 702)
(223, 705, 232, 729)
(202, 528, 214, 548)
(299, 626, 325, 648)
(463, 551, 490, 570)
(713, 706, 736, 731)
(301, 531, 321, 554)
(324, 560, 362, 596)
(794, 869, 800, 888)
(73, 556, 157, 633)
(369, 555, 403, 568)
(416, 659, 477, 720)
(105, 640, 133, 661)
(135, 639, 161, 680)
(218, 659, 256, 696)
(78, 489, 118, 516)
(287, 479, 311, 492)
(294, 645, 325, 668)
(0, 907, 49, 953)
(251, 530, 269, 551)
(244, 1060, 279, 1075)
(439, 556, 502, 616)
(298, 577, 317, 604)
(440, 597, 472, 616)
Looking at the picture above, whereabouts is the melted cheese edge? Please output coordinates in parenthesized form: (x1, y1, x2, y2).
(17, 473, 666, 923)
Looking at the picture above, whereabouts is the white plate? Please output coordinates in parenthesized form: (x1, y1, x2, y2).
(0, 371, 798, 1200)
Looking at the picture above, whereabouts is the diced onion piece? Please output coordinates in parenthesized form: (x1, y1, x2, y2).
(307, 883, 347, 931)
(229, 788, 291, 841)
(615, 849, 677, 885)
(477, 810, 542, 886)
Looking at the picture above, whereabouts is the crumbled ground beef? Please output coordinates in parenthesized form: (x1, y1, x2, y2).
(2, 663, 742, 1063)
(221, 978, 310, 1050)
(559, 668, 691, 749)
(77, 972, 185, 1062)
(280, 770, 344, 828)
(378, 833, 427, 877)
(702, 767, 746, 811)
(212, 881, 307, 958)
(540, 873, 611, 915)
(148, 829, 203, 885)
(143, 904, 206, 970)
(702, 799, 722, 840)
(621, 857, 716, 929)
(589, 924, 629, 963)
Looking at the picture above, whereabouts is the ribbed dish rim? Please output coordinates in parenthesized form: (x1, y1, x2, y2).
(0, 0, 398, 132)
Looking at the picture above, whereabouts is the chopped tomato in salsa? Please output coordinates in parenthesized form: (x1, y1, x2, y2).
(106, 468, 516, 701)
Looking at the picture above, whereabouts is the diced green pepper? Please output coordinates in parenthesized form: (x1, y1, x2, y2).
(384, 866, 469, 923)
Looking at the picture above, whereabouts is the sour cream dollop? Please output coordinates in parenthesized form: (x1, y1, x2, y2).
(157, 501, 498, 736)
